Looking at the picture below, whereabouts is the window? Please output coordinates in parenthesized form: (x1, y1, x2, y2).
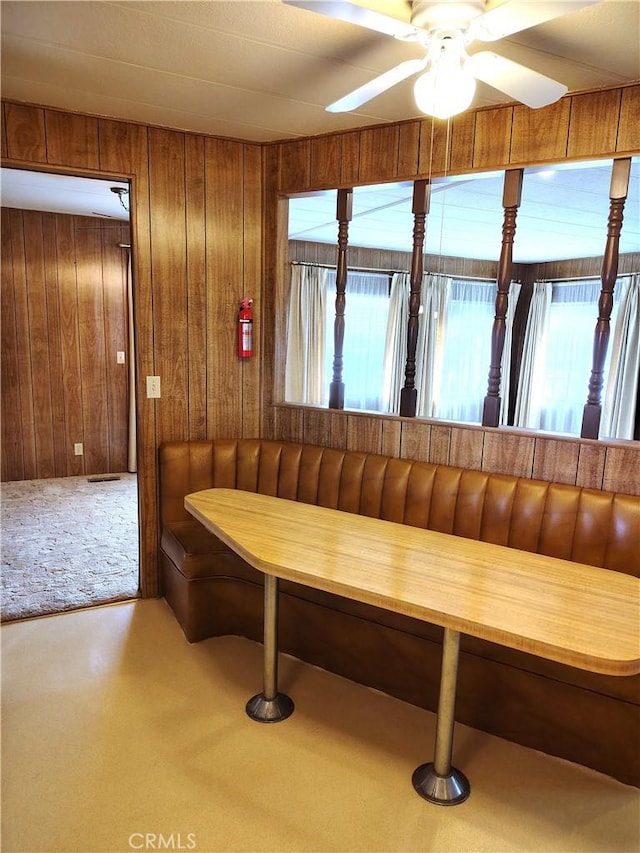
(516, 278, 621, 436)
(324, 270, 390, 411)
(435, 279, 498, 423)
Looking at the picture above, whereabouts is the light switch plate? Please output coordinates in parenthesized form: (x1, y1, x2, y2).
(146, 376, 161, 398)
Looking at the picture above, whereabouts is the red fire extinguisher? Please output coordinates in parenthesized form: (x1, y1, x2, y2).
(238, 297, 254, 358)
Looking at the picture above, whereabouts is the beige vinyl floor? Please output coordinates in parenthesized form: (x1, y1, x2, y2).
(1, 597, 639, 853)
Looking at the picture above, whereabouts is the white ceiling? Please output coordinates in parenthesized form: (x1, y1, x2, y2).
(1, 0, 639, 142)
(0, 169, 130, 221)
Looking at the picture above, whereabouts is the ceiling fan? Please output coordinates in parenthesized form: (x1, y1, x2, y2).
(283, 1, 601, 119)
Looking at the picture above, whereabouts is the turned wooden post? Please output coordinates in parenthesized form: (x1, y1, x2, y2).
(581, 158, 631, 439)
(329, 188, 353, 409)
(482, 169, 523, 427)
(400, 179, 431, 418)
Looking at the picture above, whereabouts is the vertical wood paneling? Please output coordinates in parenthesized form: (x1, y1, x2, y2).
(567, 89, 621, 159)
(380, 419, 401, 458)
(96, 117, 154, 596)
(56, 214, 84, 477)
(532, 437, 579, 485)
(278, 139, 311, 192)
(274, 406, 304, 443)
(400, 421, 431, 461)
(102, 226, 129, 472)
(329, 410, 348, 448)
(0, 210, 131, 481)
(449, 426, 484, 470)
(22, 211, 55, 478)
(45, 111, 100, 169)
(449, 113, 475, 172)
(617, 86, 640, 152)
(76, 221, 109, 474)
(149, 128, 189, 442)
(273, 406, 637, 494)
(1, 210, 23, 480)
(10, 210, 38, 479)
(482, 430, 534, 478)
(205, 137, 245, 439)
(340, 131, 361, 185)
(261, 147, 284, 429)
(185, 134, 207, 440)
(576, 442, 606, 490)
(473, 107, 513, 168)
(358, 125, 399, 183)
(397, 122, 421, 177)
(603, 446, 640, 495)
(511, 100, 570, 164)
(303, 408, 330, 445)
(1, 103, 8, 158)
(346, 415, 382, 454)
(4, 103, 47, 162)
(429, 424, 451, 465)
(42, 215, 67, 476)
(418, 118, 450, 175)
(241, 144, 263, 438)
(310, 134, 342, 187)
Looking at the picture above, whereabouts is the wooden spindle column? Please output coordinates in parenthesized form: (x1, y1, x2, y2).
(482, 169, 523, 427)
(581, 158, 631, 439)
(329, 188, 353, 409)
(400, 180, 431, 418)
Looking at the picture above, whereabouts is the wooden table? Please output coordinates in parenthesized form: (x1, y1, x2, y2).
(185, 488, 640, 805)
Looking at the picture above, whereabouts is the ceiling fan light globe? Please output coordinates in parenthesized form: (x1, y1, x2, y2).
(413, 67, 476, 119)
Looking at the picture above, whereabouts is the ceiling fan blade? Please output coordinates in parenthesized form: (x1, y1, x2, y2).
(466, 51, 567, 108)
(326, 58, 427, 112)
(283, 1, 417, 39)
(468, 0, 601, 42)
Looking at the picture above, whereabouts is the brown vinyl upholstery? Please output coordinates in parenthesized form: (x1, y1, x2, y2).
(159, 438, 640, 786)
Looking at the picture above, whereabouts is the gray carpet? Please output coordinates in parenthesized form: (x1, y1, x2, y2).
(1, 473, 139, 621)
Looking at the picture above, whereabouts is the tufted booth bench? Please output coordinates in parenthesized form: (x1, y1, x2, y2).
(159, 438, 640, 786)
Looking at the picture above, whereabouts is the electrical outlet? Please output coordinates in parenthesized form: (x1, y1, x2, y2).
(146, 376, 161, 398)
(116, 351, 126, 364)
(74, 443, 83, 456)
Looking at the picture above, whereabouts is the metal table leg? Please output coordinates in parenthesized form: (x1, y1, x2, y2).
(246, 574, 295, 723)
(412, 627, 470, 805)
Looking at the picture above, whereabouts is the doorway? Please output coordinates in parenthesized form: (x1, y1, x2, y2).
(0, 167, 141, 618)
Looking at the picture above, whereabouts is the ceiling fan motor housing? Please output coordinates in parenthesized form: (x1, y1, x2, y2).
(410, 0, 485, 32)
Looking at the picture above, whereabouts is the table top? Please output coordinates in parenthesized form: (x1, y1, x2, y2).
(185, 488, 640, 677)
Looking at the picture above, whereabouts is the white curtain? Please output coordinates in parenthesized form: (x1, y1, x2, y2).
(514, 278, 624, 435)
(601, 274, 640, 439)
(383, 274, 520, 423)
(500, 281, 522, 425)
(382, 272, 410, 414)
(126, 253, 137, 473)
(416, 274, 451, 418)
(434, 279, 520, 424)
(285, 264, 327, 405)
(325, 269, 390, 411)
(514, 280, 552, 429)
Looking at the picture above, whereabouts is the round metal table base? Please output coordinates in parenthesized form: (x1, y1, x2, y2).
(412, 762, 470, 806)
(246, 692, 294, 723)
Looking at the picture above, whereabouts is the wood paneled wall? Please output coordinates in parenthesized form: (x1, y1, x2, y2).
(263, 83, 640, 496)
(2, 102, 263, 597)
(274, 405, 640, 496)
(270, 85, 639, 193)
(1, 210, 130, 481)
(1, 83, 638, 596)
